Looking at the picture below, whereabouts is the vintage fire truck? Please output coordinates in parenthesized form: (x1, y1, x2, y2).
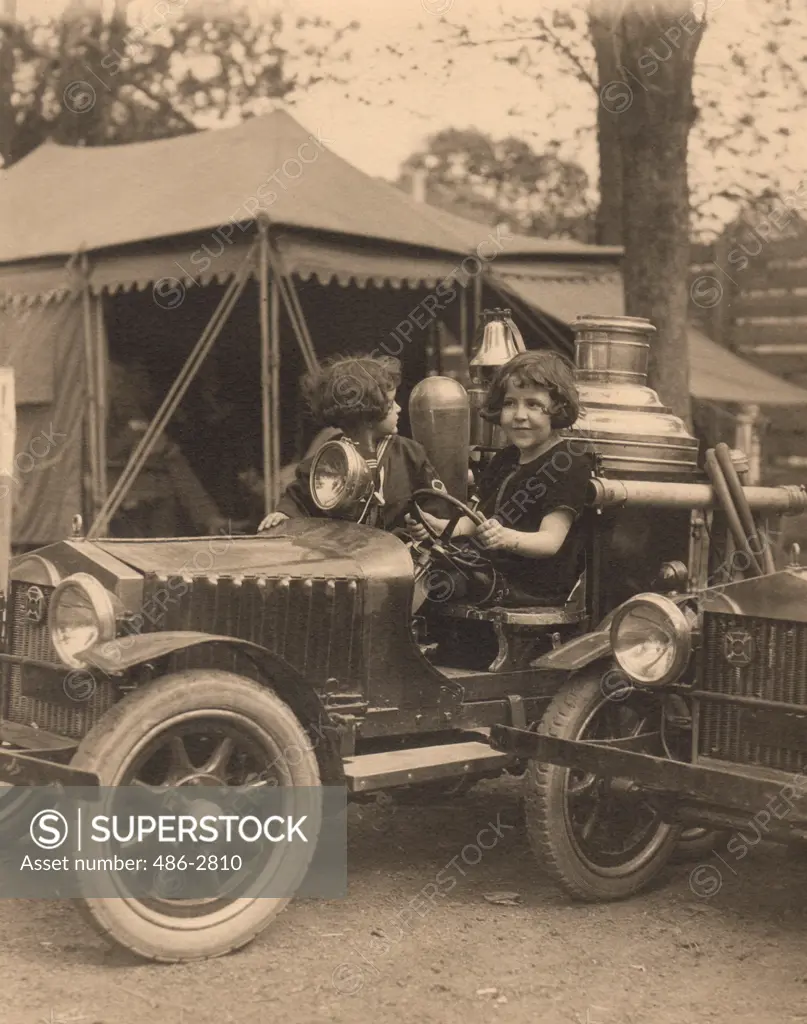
(0, 313, 804, 961)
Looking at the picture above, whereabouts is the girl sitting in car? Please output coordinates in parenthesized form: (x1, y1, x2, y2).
(259, 354, 449, 532)
(409, 350, 592, 607)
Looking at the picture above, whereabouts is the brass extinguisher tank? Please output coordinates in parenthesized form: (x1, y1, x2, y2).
(468, 308, 525, 447)
(567, 314, 699, 478)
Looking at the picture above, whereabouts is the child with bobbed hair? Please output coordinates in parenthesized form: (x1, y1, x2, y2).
(481, 349, 580, 430)
(260, 353, 449, 531)
(412, 349, 593, 606)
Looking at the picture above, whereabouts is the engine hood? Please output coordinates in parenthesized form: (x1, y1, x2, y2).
(700, 567, 807, 624)
(15, 520, 414, 610)
(93, 519, 412, 581)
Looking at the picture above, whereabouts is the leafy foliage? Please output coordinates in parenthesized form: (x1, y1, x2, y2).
(0, 1, 357, 167)
(397, 127, 596, 241)
(447, 0, 807, 240)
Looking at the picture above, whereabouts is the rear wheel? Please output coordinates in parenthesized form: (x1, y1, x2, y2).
(70, 670, 320, 962)
(525, 666, 680, 901)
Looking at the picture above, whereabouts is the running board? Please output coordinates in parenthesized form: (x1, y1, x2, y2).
(343, 740, 514, 794)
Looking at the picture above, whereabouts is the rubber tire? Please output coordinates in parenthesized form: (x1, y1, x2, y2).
(671, 827, 729, 863)
(524, 667, 680, 901)
(70, 670, 321, 963)
(0, 784, 36, 830)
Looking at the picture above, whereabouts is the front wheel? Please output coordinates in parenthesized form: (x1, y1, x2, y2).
(524, 666, 680, 901)
(672, 827, 729, 862)
(70, 670, 321, 962)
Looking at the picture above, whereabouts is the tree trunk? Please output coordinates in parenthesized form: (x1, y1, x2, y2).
(589, 12, 623, 247)
(590, 0, 705, 424)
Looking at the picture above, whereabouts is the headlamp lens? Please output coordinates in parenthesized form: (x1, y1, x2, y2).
(611, 595, 691, 686)
(311, 445, 349, 510)
(49, 574, 116, 668)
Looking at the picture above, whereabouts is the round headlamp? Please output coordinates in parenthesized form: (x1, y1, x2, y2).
(610, 593, 691, 687)
(48, 573, 117, 668)
(310, 440, 372, 515)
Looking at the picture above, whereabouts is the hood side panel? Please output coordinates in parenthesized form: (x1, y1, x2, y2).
(147, 573, 365, 693)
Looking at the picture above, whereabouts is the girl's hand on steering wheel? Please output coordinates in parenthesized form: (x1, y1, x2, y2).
(474, 517, 510, 550)
(405, 511, 447, 543)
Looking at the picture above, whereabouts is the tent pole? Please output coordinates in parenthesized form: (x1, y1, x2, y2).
(88, 241, 258, 538)
(258, 221, 275, 515)
(0, 368, 15, 605)
(95, 292, 108, 509)
(271, 273, 281, 509)
(264, 237, 318, 374)
(460, 282, 469, 358)
(79, 252, 101, 521)
(735, 403, 762, 485)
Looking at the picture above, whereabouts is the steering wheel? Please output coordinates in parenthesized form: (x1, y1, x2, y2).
(409, 488, 493, 573)
(407, 488, 502, 609)
(411, 488, 486, 538)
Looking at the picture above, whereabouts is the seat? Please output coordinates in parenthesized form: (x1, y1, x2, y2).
(432, 577, 587, 673)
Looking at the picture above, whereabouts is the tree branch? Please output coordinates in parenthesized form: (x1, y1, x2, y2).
(455, 21, 596, 89)
(119, 70, 198, 132)
(530, 15, 596, 90)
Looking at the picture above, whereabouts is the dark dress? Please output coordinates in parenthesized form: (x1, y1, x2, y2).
(474, 438, 594, 606)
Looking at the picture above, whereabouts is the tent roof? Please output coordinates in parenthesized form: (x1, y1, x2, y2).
(0, 110, 620, 265)
(688, 326, 807, 406)
(493, 265, 807, 406)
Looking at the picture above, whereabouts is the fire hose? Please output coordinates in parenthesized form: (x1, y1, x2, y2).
(714, 442, 776, 575)
(704, 448, 765, 578)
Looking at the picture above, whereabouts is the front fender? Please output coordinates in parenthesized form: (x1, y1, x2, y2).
(81, 632, 345, 785)
(82, 630, 277, 676)
(531, 628, 612, 672)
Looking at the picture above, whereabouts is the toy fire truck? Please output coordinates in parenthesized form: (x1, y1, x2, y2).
(0, 313, 804, 960)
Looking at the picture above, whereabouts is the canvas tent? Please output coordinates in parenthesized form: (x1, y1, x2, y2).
(490, 260, 807, 405)
(1, 110, 805, 544)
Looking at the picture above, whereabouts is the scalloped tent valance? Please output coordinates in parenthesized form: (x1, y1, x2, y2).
(0, 108, 620, 298)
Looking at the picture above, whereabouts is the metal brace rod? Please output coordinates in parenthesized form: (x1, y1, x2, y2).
(88, 241, 258, 538)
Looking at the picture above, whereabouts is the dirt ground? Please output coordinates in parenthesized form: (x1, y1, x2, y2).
(2, 775, 806, 1024)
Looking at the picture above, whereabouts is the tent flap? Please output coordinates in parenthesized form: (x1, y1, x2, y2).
(492, 266, 625, 324)
(0, 300, 67, 403)
(3, 296, 86, 546)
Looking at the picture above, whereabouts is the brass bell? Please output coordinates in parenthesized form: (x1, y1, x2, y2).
(468, 308, 525, 447)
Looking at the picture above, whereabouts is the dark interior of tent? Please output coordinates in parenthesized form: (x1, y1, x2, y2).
(102, 273, 571, 533)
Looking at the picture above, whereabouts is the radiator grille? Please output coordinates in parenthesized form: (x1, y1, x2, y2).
(150, 573, 365, 687)
(698, 612, 807, 771)
(3, 581, 115, 740)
